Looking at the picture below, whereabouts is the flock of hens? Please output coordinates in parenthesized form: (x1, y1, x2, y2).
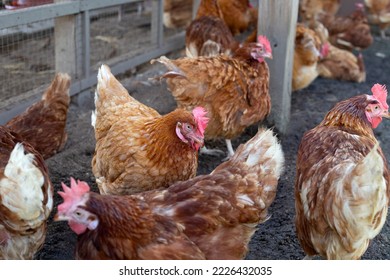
(0, 0, 390, 260)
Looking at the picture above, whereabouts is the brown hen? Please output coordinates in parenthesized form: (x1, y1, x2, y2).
(0, 126, 53, 259)
(364, 0, 390, 38)
(163, 0, 193, 29)
(55, 128, 284, 260)
(5, 73, 71, 160)
(92, 64, 208, 195)
(299, 0, 340, 22)
(311, 21, 366, 83)
(295, 84, 390, 259)
(218, 0, 258, 35)
(185, 0, 239, 57)
(318, 3, 373, 50)
(292, 23, 328, 91)
(152, 36, 272, 157)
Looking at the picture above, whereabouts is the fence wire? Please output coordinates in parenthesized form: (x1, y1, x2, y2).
(0, 0, 189, 119)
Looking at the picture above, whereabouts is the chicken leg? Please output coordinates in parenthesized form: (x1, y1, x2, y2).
(200, 139, 235, 159)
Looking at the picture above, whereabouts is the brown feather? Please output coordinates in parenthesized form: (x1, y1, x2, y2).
(5, 73, 71, 159)
(92, 65, 202, 195)
(0, 126, 53, 259)
(61, 129, 284, 260)
(295, 94, 390, 259)
(155, 44, 271, 141)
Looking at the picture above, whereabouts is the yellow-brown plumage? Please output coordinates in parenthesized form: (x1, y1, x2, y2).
(0, 126, 53, 259)
(295, 93, 390, 259)
(293, 23, 323, 91)
(152, 42, 271, 143)
(5, 73, 70, 159)
(92, 65, 206, 195)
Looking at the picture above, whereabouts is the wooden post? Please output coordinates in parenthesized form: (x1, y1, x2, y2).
(54, 0, 83, 79)
(192, 0, 200, 19)
(118, 5, 124, 22)
(151, 0, 163, 47)
(257, 0, 298, 134)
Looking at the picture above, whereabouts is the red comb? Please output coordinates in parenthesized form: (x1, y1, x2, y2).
(257, 35, 272, 54)
(321, 42, 330, 58)
(355, 2, 364, 11)
(192, 107, 209, 137)
(371, 84, 388, 110)
(57, 177, 90, 213)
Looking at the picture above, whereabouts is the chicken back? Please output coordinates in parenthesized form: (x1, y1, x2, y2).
(295, 84, 390, 259)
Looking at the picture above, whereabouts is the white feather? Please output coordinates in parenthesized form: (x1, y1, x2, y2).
(91, 110, 96, 128)
(0, 143, 45, 221)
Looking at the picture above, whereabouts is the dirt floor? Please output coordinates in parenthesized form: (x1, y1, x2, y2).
(26, 28, 390, 260)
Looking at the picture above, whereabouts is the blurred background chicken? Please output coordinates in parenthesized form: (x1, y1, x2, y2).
(92, 64, 208, 195)
(295, 84, 390, 259)
(218, 0, 258, 35)
(55, 128, 284, 260)
(319, 3, 373, 51)
(364, 0, 390, 38)
(163, 0, 193, 29)
(152, 35, 272, 158)
(0, 126, 53, 259)
(301, 1, 373, 51)
(5, 73, 71, 160)
(311, 20, 366, 83)
(292, 23, 328, 91)
(317, 47, 366, 83)
(299, 0, 340, 22)
(185, 0, 239, 57)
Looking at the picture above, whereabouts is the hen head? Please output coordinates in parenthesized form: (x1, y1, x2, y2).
(250, 35, 273, 62)
(54, 178, 98, 235)
(236, 35, 273, 63)
(366, 84, 390, 128)
(320, 42, 330, 59)
(296, 29, 322, 61)
(175, 107, 209, 151)
(323, 84, 390, 132)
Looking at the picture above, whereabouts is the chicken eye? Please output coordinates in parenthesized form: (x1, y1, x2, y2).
(185, 124, 192, 130)
(75, 211, 81, 217)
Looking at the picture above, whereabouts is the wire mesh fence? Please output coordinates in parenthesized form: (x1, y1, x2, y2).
(0, 18, 55, 109)
(0, 0, 189, 123)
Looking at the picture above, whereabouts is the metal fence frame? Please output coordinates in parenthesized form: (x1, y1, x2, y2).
(0, 0, 186, 124)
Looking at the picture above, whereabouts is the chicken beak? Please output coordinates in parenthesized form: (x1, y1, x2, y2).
(191, 133, 204, 150)
(194, 136, 204, 147)
(264, 52, 273, 60)
(382, 111, 390, 119)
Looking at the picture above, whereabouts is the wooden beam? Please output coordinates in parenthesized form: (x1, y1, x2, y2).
(151, 0, 163, 47)
(54, 0, 84, 79)
(257, 0, 298, 134)
(192, 0, 200, 19)
(54, 15, 76, 75)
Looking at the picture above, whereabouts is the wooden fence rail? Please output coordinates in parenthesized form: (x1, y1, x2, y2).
(0, 0, 185, 124)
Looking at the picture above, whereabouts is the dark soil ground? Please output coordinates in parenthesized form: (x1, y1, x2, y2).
(32, 31, 390, 260)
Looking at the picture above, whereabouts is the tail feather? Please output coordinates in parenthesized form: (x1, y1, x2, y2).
(212, 128, 285, 215)
(95, 64, 133, 107)
(42, 72, 71, 103)
(150, 56, 187, 80)
(91, 110, 96, 128)
(225, 128, 285, 178)
(356, 53, 366, 83)
(350, 143, 384, 189)
(200, 40, 221, 57)
(221, 128, 285, 225)
(2, 143, 47, 222)
(379, 13, 390, 23)
(335, 142, 388, 246)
